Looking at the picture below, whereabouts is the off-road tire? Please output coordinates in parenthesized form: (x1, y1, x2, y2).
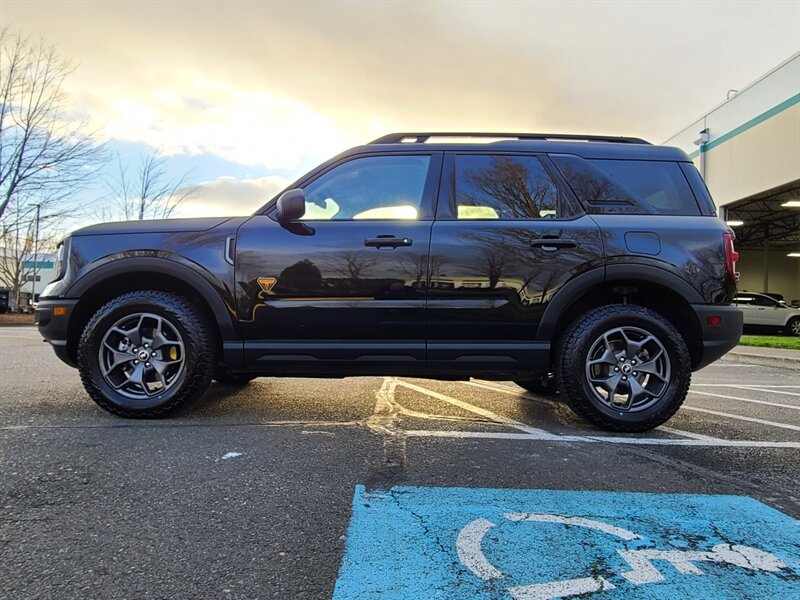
(77, 291, 217, 418)
(556, 304, 691, 432)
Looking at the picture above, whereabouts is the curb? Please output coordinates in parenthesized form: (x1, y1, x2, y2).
(721, 350, 800, 372)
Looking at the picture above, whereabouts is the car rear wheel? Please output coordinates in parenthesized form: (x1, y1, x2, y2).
(77, 291, 217, 418)
(555, 304, 691, 432)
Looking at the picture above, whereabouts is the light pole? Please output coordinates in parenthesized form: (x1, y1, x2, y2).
(30, 203, 41, 309)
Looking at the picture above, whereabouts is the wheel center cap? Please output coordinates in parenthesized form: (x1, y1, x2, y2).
(138, 350, 149, 361)
(621, 364, 633, 375)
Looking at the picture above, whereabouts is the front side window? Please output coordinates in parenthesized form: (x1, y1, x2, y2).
(301, 155, 430, 220)
(455, 155, 561, 220)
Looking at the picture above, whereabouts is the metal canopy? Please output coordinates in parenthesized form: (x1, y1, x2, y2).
(725, 181, 800, 251)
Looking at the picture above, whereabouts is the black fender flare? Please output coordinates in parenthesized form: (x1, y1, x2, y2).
(67, 256, 238, 341)
(536, 264, 703, 341)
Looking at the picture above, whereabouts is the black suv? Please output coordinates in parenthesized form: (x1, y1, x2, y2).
(36, 133, 742, 431)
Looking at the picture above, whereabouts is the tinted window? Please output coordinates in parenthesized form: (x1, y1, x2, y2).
(552, 155, 701, 215)
(301, 155, 430, 220)
(455, 155, 561, 220)
(753, 294, 779, 307)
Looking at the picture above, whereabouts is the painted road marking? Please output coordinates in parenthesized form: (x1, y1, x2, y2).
(333, 486, 800, 599)
(738, 386, 800, 398)
(395, 380, 561, 440)
(682, 406, 800, 432)
(689, 389, 800, 411)
(404, 429, 800, 448)
(694, 384, 800, 388)
(465, 380, 724, 442)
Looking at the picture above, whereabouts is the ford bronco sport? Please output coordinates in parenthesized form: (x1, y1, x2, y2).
(36, 132, 742, 431)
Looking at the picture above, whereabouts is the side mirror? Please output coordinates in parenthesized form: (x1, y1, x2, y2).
(275, 189, 306, 222)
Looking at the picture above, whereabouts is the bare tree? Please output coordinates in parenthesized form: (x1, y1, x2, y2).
(100, 150, 197, 221)
(0, 198, 61, 310)
(329, 251, 378, 284)
(0, 28, 105, 221)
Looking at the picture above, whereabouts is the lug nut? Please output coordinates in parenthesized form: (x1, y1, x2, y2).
(622, 376, 628, 381)
(144, 344, 149, 349)
(631, 360, 637, 365)
(145, 362, 150, 367)
(614, 367, 619, 372)
(633, 372, 638, 376)
(134, 360, 139, 365)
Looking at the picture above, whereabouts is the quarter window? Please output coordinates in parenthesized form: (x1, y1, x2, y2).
(552, 155, 701, 215)
(455, 155, 561, 220)
(301, 155, 431, 220)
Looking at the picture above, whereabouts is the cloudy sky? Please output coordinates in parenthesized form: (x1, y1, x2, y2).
(5, 0, 800, 219)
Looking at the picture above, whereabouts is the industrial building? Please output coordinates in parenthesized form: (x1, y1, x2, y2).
(664, 52, 799, 306)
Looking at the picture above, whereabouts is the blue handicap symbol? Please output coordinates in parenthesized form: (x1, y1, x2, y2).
(334, 486, 800, 599)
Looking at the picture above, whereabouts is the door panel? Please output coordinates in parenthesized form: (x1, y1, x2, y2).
(426, 152, 604, 372)
(234, 152, 441, 374)
(236, 217, 432, 371)
(426, 217, 604, 369)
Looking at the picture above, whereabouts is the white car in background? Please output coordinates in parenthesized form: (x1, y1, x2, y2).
(734, 292, 800, 336)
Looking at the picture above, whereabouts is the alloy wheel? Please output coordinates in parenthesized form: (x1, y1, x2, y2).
(98, 312, 185, 399)
(584, 326, 671, 412)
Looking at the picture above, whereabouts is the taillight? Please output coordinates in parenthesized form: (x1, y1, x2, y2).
(723, 232, 739, 284)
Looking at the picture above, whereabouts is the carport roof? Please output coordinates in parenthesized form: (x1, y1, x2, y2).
(726, 180, 800, 251)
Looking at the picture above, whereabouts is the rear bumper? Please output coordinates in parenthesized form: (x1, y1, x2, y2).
(691, 304, 743, 371)
(35, 299, 79, 367)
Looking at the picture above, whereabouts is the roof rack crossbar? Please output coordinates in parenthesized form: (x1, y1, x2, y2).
(369, 132, 651, 145)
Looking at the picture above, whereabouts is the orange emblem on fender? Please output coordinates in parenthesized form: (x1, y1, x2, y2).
(257, 277, 277, 294)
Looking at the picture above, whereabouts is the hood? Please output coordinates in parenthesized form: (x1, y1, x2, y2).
(72, 217, 233, 236)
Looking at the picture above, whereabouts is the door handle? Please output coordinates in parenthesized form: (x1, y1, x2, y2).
(364, 235, 413, 248)
(530, 237, 577, 251)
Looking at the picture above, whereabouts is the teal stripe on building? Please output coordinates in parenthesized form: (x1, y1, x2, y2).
(687, 92, 800, 159)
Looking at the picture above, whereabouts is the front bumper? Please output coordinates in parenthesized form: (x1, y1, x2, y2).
(691, 304, 743, 370)
(35, 299, 80, 367)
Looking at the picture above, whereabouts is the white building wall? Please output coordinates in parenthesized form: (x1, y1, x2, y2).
(664, 53, 800, 209)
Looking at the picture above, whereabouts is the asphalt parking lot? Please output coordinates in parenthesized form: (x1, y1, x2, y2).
(1, 327, 799, 599)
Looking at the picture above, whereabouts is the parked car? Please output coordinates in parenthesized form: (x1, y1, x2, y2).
(734, 292, 800, 336)
(35, 132, 742, 432)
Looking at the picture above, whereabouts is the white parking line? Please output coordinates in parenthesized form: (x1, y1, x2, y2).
(688, 390, 800, 411)
(694, 384, 800, 388)
(681, 406, 800, 432)
(395, 380, 800, 448)
(739, 387, 800, 397)
(694, 384, 800, 397)
(395, 380, 561, 440)
(464, 380, 724, 442)
(404, 430, 800, 448)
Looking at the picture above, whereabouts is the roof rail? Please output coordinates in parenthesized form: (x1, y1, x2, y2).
(369, 132, 651, 145)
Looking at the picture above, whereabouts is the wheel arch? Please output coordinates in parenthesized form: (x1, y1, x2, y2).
(537, 265, 705, 368)
(65, 258, 237, 364)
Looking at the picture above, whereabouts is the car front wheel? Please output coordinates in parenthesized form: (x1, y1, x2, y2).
(77, 291, 217, 418)
(787, 317, 800, 337)
(556, 304, 691, 432)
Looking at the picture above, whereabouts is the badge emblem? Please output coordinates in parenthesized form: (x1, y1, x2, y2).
(257, 277, 277, 294)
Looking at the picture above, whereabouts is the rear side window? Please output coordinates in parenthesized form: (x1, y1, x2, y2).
(454, 155, 561, 220)
(551, 155, 701, 215)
